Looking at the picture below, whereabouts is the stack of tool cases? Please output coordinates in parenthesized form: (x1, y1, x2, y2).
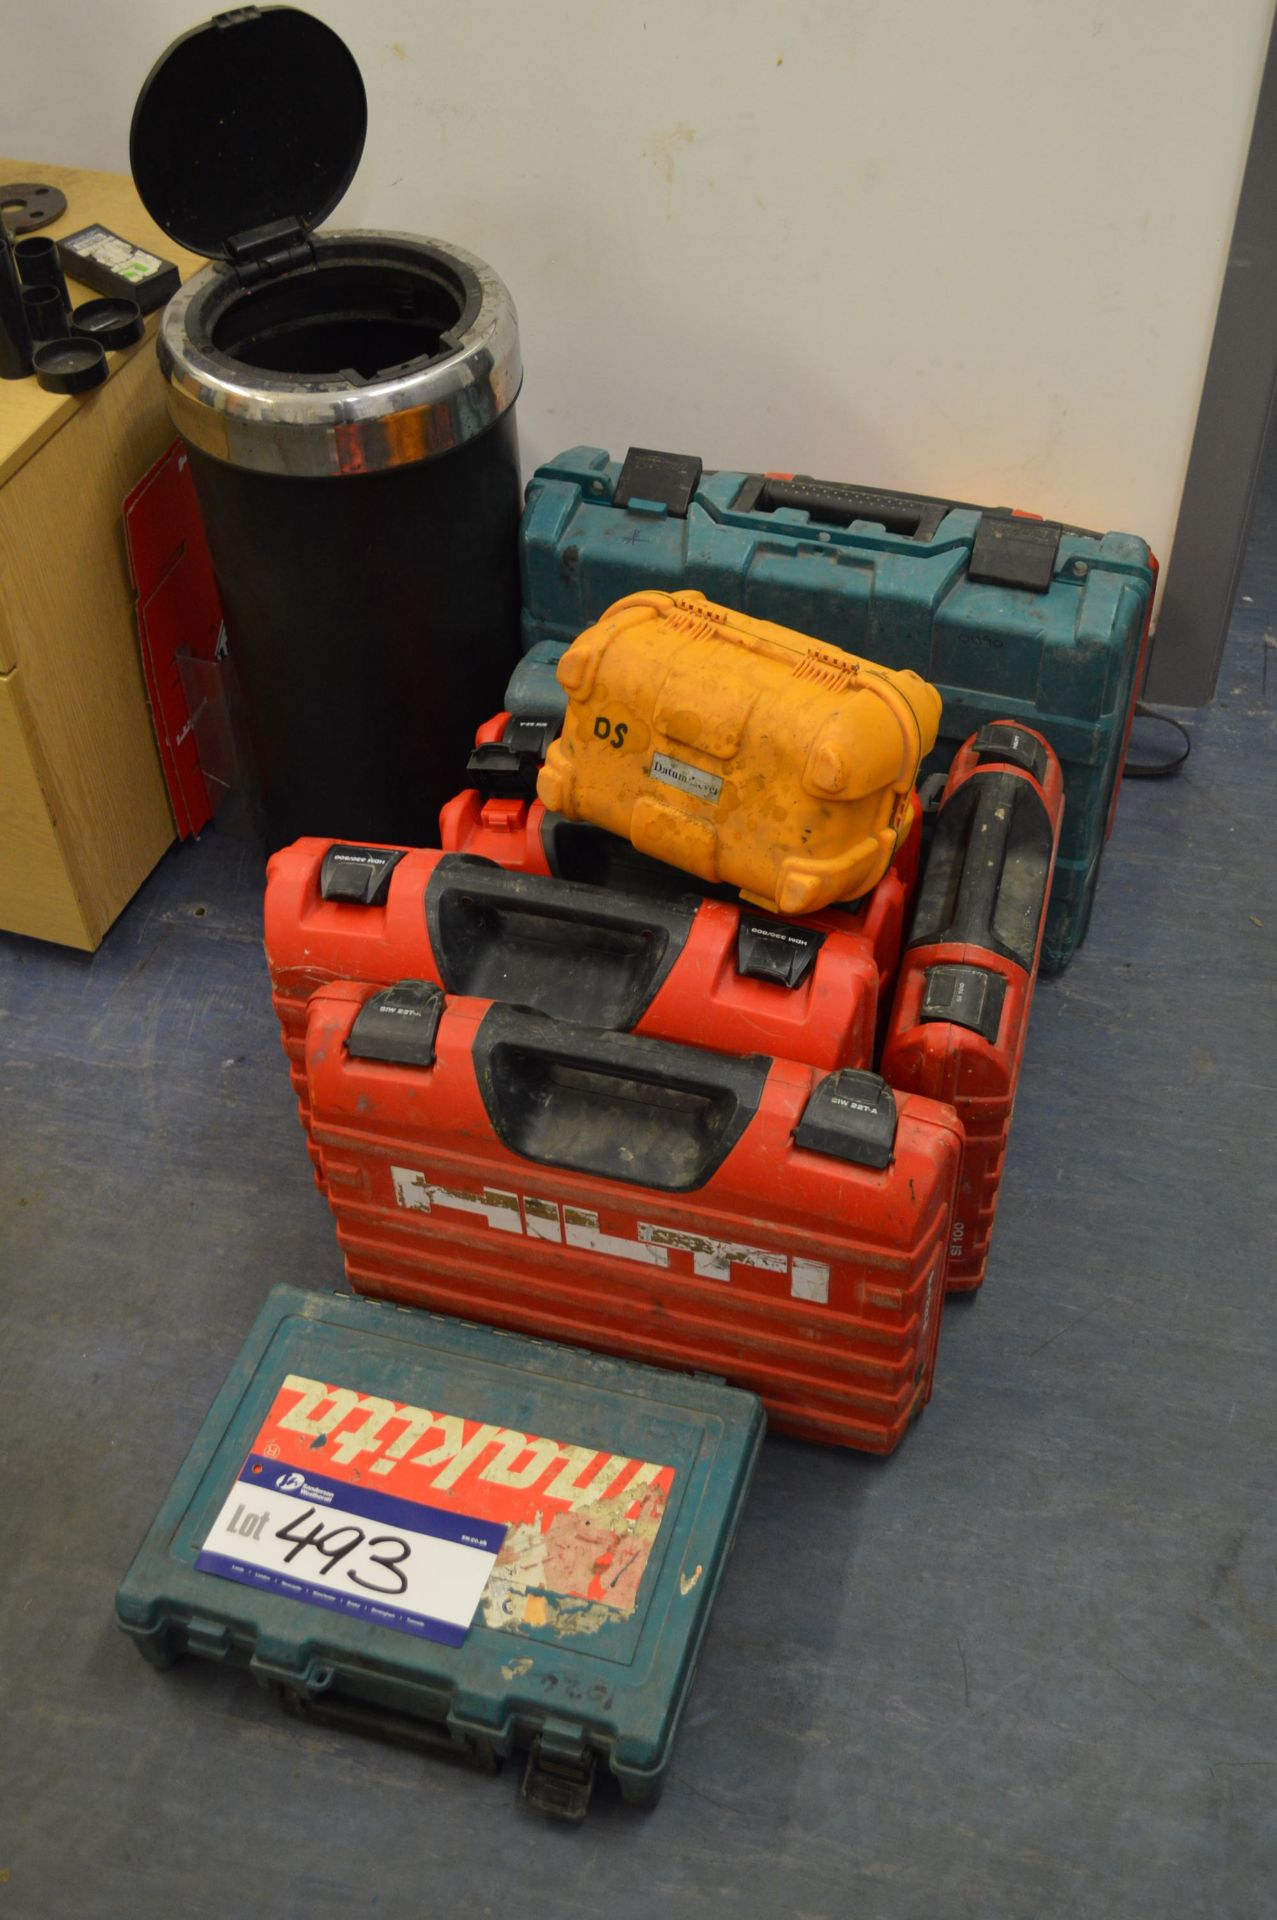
(264, 709, 1063, 1445)
(126, 447, 1096, 1818)
(123, 667, 1067, 1827)
(509, 446, 1154, 973)
(125, 699, 1060, 1813)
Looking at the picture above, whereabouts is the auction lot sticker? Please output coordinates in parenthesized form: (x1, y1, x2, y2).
(197, 1449, 506, 1647)
(196, 1374, 674, 1647)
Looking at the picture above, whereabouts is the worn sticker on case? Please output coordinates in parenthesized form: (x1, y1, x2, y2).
(649, 751, 723, 804)
(197, 1375, 674, 1644)
(392, 1165, 831, 1299)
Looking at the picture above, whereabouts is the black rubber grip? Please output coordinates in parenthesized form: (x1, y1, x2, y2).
(733, 474, 1082, 590)
(735, 474, 949, 542)
(426, 855, 696, 1030)
(907, 770, 1054, 971)
(472, 1003, 769, 1192)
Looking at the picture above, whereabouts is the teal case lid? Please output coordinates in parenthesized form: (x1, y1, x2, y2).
(517, 444, 1157, 972)
(115, 1286, 764, 1814)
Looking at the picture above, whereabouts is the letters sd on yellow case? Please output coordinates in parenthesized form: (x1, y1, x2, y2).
(537, 590, 943, 916)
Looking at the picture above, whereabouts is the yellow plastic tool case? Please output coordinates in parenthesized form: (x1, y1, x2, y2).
(537, 591, 941, 916)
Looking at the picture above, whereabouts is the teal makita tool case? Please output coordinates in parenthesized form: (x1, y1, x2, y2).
(513, 446, 1157, 973)
(115, 1285, 763, 1817)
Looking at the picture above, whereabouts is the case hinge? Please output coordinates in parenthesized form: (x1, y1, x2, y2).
(226, 217, 316, 286)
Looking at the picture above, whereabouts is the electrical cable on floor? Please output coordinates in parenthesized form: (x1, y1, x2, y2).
(1123, 701, 1192, 778)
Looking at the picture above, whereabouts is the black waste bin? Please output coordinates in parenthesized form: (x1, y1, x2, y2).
(130, 7, 523, 848)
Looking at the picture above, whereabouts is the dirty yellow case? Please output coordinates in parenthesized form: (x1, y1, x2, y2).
(536, 590, 942, 915)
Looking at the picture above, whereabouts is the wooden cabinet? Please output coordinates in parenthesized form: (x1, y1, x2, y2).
(0, 159, 202, 948)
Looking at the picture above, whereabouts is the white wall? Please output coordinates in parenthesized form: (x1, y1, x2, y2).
(5, 0, 1273, 583)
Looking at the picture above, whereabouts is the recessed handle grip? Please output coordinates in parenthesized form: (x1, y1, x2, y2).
(472, 1003, 769, 1191)
(426, 855, 697, 1029)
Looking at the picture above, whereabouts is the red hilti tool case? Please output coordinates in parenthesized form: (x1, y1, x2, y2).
(302, 982, 963, 1454)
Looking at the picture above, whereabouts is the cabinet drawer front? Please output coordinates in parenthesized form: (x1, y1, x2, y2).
(0, 671, 93, 949)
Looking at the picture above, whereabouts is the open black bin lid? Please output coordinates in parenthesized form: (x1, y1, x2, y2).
(129, 6, 367, 261)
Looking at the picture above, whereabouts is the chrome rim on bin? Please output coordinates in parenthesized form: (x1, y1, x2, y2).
(158, 232, 522, 478)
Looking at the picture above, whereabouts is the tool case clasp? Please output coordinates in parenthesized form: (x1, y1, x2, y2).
(521, 1726, 597, 1821)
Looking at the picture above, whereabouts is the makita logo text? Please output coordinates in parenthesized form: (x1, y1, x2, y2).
(274, 1375, 667, 1511)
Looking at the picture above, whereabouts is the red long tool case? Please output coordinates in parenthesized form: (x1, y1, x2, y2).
(881, 722, 1064, 1292)
(266, 842, 883, 1163)
(303, 981, 963, 1454)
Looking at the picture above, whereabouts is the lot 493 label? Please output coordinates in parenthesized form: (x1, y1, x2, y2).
(197, 1453, 506, 1646)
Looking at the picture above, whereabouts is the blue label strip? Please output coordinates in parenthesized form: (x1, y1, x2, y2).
(236, 1455, 507, 1554)
(194, 1549, 468, 1647)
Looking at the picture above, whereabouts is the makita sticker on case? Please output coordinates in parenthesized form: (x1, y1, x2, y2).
(199, 1371, 676, 1640)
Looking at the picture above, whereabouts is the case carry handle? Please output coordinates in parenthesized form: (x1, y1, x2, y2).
(426, 855, 697, 1030)
(472, 1002, 769, 1192)
(734, 473, 1071, 590)
(267, 1681, 501, 1774)
(734, 473, 950, 542)
(907, 768, 1054, 971)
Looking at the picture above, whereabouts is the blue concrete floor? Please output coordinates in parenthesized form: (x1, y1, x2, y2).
(2, 512, 1275, 1917)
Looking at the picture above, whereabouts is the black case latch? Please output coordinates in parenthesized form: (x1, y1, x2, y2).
(521, 1735, 596, 1822)
(968, 514, 1062, 593)
(503, 714, 560, 761)
(736, 917, 826, 989)
(613, 447, 703, 518)
(319, 843, 405, 906)
(466, 740, 543, 801)
(794, 1070, 898, 1169)
(972, 721, 1051, 786)
(920, 963, 1007, 1043)
(347, 981, 445, 1068)
(464, 714, 560, 798)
